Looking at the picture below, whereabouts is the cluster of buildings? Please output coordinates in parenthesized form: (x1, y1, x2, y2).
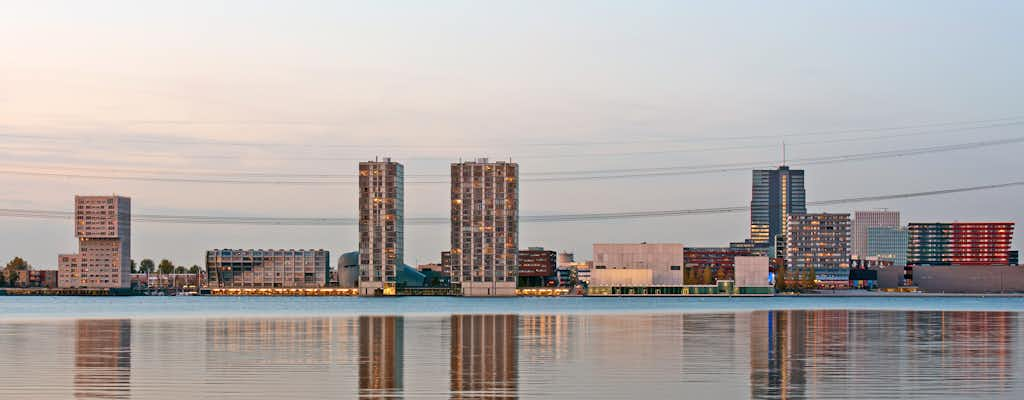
(33, 159, 1020, 296)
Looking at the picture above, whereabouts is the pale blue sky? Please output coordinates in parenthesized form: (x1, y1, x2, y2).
(1, 0, 1022, 267)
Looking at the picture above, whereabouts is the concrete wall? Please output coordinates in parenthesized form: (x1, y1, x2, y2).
(735, 256, 770, 288)
(875, 266, 1024, 293)
(592, 243, 683, 285)
(589, 269, 654, 287)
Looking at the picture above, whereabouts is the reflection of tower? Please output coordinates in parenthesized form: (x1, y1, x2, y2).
(75, 319, 131, 399)
(359, 316, 403, 398)
(450, 315, 518, 399)
(750, 311, 807, 400)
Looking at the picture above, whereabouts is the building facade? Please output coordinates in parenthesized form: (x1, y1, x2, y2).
(205, 249, 330, 288)
(851, 210, 900, 258)
(592, 243, 684, 285)
(865, 226, 909, 266)
(785, 213, 851, 273)
(518, 247, 556, 287)
(450, 158, 519, 296)
(684, 247, 758, 281)
(750, 166, 806, 252)
(58, 195, 131, 289)
(358, 158, 405, 296)
(907, 222, 1015, 266)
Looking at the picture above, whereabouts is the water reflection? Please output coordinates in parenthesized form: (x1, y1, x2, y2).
(750, 310, 1016, 399)
(451, 314, 518, 399)
(0, 309, 1020, 399)
(74, 319, 131, 399)
(359, 316, 404, 398)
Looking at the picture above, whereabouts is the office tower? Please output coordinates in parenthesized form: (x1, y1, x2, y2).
(907, 222, 1015, 266)
(517, 247, 556, 287)
(358, 158, 404, 296)
(865, 226, 909, 266)
(851, 210, 900, 258)
(785, 213, 851, 273)
(592, 243, 684, 285)
(58, 195, 131, 289)
(750, 166, 806, 250)
(205, 249, 330, 288)
(450, 158, 519, 296)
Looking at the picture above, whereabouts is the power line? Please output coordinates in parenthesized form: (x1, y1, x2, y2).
(3, 114, 1023, 149)
(1, 135, 1020, 184)
(2, 180, 1021, 226)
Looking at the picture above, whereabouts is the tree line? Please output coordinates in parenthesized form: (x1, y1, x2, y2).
(1, 257, 203, 287)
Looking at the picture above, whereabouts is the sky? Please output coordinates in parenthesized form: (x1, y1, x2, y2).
(1, 0, 1023, 268)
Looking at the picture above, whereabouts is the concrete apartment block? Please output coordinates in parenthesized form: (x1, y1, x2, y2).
(358, 158, 404, 296)
(450, 158, 519, 297)
(58, 195, 131, 289)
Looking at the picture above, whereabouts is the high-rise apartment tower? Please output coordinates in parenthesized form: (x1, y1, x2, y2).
(450, 158, 519, 296)
(359, 158, 404, 296)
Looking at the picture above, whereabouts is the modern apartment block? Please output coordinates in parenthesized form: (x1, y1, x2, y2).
(450, 158, 519, 296)
(205, 249, 330, 288)
(851, 210, 900, 258)
(785, 213, 851, 273)
(592, 243, 684, 285)
(358, 158, 404, 296)
(684, 247, 758, 280)
(866, 226, 909, 266)
(518, 247, 556, 287)
(750, 166, 806, 252)
(907, 222, 1015, 266)
(58, 195, 131, 289)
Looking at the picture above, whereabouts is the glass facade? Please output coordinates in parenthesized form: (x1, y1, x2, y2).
(750, 166, 806, 246)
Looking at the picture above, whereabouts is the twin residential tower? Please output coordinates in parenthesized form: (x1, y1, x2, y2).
(358, 157, 519, 296)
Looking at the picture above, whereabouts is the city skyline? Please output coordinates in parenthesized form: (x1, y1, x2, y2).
(2, 1, 1024, 266)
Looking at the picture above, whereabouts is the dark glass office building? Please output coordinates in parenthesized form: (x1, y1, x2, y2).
(750, 166, 806, 250)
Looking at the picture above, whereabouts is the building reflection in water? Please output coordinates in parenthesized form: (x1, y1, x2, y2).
(750, 310, 1016, 399)
(74, 319, 131, 399)
(450, 314, 518, 400)
(358, 316, 404, 398)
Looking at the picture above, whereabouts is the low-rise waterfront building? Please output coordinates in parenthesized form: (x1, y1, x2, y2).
(685, 247, 759, 281)
(15, 269, 58, 288)
(205, 249, 330, 288)
(593, 243, 684, 285)
(518, 247, 556, 287)
(734, 256, 772, 294)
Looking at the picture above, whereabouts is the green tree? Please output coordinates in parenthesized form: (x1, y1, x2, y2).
(139, 259, 155, 274)
(188, 265, 201, 274)
(4, 257, 31, 287)
(158, 259, 175, 274)
(774, 266, 787, 292)
(701, 268, 713, 285)
(131, 259, 138, 274)
(173, 266, 186, 274)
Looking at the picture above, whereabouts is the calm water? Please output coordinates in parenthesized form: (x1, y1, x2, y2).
(1, 297, 1023, 399)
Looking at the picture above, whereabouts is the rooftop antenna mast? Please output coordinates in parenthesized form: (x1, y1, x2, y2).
(781, 141, 787, 166)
